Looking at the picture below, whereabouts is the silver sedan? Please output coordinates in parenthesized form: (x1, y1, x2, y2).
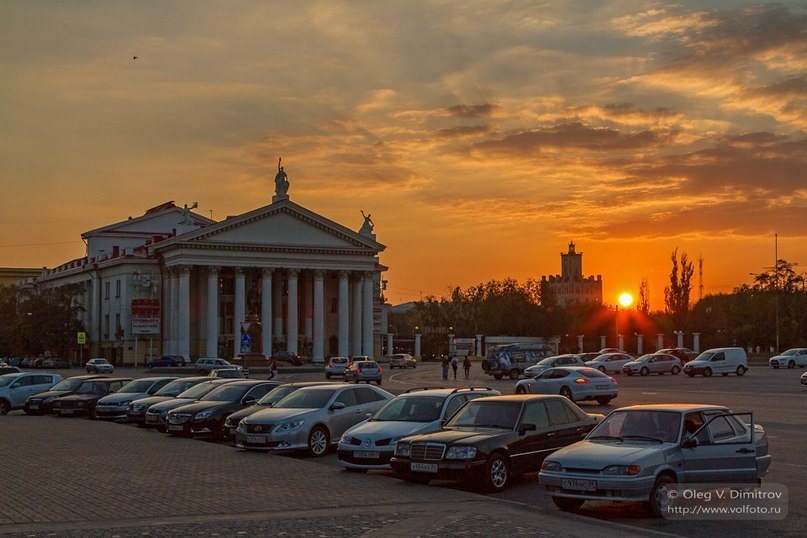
(514, 367, 618, 405)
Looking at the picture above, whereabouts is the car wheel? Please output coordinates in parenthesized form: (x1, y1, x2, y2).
(559, 386, 573, 400)
(493, 374, 502, 380)
(553, 496, 584, 512)
(307, 426, 329, 457)
(736, 365, 747, 376)
(640, 367, 649, 376)
(787, 360, 795, 369)
(509, 369, 519, 380)
(412, 363, 416, 368)
(376, 379, 382, 385)
(647, 474, 676, 517)
(0, 399, 10, 415)
(671, 366, 680, 375)
(597, 366, 606, 373)
(515, 385, 527, 394)
(703, 368, 712, 377)
(325, 373, 331, 379)
(595, 396, 612, 405)
(482, 453, 509, 492)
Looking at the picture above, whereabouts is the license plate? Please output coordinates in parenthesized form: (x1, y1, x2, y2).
(30, 403, 40, 409)
(168, 425, 184, 431)
(355, 451, 379, 459)
(595, 385, 609, 390)
(247, 435, 265, 444)
(410, 462, 438, 473)
(562, 478, 597, 491)
(60, 409, 74, 415)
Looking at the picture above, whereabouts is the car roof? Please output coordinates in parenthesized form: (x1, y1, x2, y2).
(403, 386, 498, 396)
(280, 381, 342, 387)
(614, 403, 730, 413)
(468, 394, 568, 403)
(83, 377, 133, 384)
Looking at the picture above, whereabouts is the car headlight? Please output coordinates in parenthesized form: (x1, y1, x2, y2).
(194, 410, 214, 420)
(43, 396, 55, 404)
(603, 465, 642, 475)
(446, 446, 477, 460)
(275, 420, 304, 432)
(236, 421, 247, 433)
(117, 400, 132, 407)
(541, 460, 562, 472)
(340, 434, 354, 444)
(395, 443, 411, 457)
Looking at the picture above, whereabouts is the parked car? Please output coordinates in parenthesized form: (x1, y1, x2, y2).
(514, 367, 618, 405)
(164, 380, 280, 441)
(42, 358, 70, 368)
(657, 348, 697, 363)
(390, 394, 601, 492)
(223, 381, 330, 438)
(337, 386, 501, 471)
(273, 351, 302, 366)
(209, 367, 249, 378)
(236, 383, 393, 456)
(194, 357, 242, 374)
(94, 376, 177, 421)
(539, 403, 772, 516)
(622, 353, 682, 376)
(146, 355, 187, 368)
(344, 360, 383, 385)
(52, 377, 132, 418)
(0, 372, 64, 415)
(85, 358, 114, 374)
(584, 352, 634, 374)
(24, 374, 107, 415)
(388, 353, 417, 369)
(801, 371, 807, 389)
(126, 376, 211, 425)
(144, 378, 239, 431)
(524, 354, 587, 378)
(684, 347, 748, 377)
(347, 355, 371, 366)
(0, 366, 22, 376)
(769, 348, 807, 369)
(481, 343, 554, 380)
(325, 357, 349, 379)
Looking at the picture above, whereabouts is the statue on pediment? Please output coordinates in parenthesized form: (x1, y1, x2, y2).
(274, 157, 289, 198)
(359, 210, 374, 235)
(180, 201, 197, 225)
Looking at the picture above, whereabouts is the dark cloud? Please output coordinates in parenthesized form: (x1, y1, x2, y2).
(446, 104, 502, 118)
(436, 125, 492, 138)
(752, 76, 807, 99)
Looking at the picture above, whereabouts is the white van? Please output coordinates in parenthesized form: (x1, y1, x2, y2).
(683, 347, 748, 377)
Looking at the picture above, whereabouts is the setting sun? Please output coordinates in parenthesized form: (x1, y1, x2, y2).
(618, 293, 634, 308)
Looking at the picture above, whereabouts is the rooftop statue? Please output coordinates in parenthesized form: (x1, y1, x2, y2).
(275, 157, 290, 198)
(359, 210, 374, 235)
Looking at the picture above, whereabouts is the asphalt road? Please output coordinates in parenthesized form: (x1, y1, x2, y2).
(13, 361, 803, 537)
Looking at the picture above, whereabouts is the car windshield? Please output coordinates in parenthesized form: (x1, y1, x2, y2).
(0, 375, 19, 388)
(634, 355, 654, 363)
(781, 349, 799, 356)
(76, 381, 108, 395)
(331, 358, 347, 364)
(93, 359, 110, 365)
(274, 388, 335, 409)
(446, 400, 520, 429)
(200, 384, 250, 402)
(536, 357, 557, 367)
(155, 379, 200, 396)
(49, 377, 86, 391)
(356, 361, 378, 369)
(589, 410, 681, 443)
(118, 379, 156, 393)
(373, 396, 444, 422)
(177, 382, 222, 399)
(257, 385, 299, 405)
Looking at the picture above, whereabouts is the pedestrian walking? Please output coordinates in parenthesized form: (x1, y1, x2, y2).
(268, 358, 278, 380)
(463, 355, 471, 379)
(441, 356, 449, 380)
(451, 355, 459, 380)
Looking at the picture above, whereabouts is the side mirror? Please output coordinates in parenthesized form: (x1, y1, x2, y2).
(243, 397, 257, 406)
(518, 423, 537, 435)
(682, 437, 698, 449)
(330, 401, 346, 411)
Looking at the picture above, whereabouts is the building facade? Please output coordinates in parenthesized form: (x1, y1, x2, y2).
(36, 179, 387, 365)
(541, 242, 602, 306)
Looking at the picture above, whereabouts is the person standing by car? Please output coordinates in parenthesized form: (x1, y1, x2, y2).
(451, 356, 459, 380)
(463, 356, 471, 379)
(441, 356, 449, 380)
(268, 358, 278, 380)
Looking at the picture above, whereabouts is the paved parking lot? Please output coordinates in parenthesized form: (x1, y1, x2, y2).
(0, 413, 654, 537)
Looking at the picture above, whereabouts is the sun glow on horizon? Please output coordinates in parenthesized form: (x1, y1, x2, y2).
(618, 292, 634, 308)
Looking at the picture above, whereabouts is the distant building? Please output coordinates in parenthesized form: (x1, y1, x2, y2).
(541, 242, 602, 306)
(0, 267, 41, 288)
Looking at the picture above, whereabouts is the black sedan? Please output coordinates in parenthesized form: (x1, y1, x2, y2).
(390, 394, 601, 492)
(51, 377, 132, 418)
(125, 376, 211, 425)
(164, 380, 276, 441)
(24, 374, 107, 415)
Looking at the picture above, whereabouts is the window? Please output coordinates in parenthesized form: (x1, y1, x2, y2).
(356, 387, 386, 404)
(104, 315, 110, 339)
(443, 395, 466, 419)
(104, 282, 110, 299)
(710, 353, 725, 362)
(335, 388, 358, 407)
(546, 399, 570, 426)
(522, 402, 549, 429)
(115, 279, 121, 297)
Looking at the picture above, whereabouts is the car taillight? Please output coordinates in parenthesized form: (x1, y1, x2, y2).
(379, 367, 383, 374)
(357, 367, 362, 373)
(575, 378, 590, 384)
(609, 377, 616, 383)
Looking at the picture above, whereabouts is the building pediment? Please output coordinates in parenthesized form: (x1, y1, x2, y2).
(154, 199, 385, 254)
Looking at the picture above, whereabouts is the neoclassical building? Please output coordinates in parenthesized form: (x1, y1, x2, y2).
(37, 169, 387, 364)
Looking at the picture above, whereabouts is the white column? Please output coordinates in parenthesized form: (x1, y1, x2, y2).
(693, 333, 701, 353)
(351, 275, 362, 357)
(287, 269, 299, 354)
(261, 269, 273, 357)
(387, 333, 394, 356)
(637, 334, 644, 355)
(233, 268, 245, 358)
(303, 272, 313, 343)
(273, 273, 283, 341)
(414, 333, 422, 358)
(675, 331, 684, 348)
(177, 266, 191, 360)
(338, 271, 349, 357)
(577, 335, 584, 352)
(476, 335, 483, 357)
(617, 334, 624, 351)
(362, 272, 374, 357)
(657, 333, 665, 350)
(170, 269, 179, 355)
(206, 267, 219, 357)
(600, 335, 607, 350)
(313, 270, 325, 363)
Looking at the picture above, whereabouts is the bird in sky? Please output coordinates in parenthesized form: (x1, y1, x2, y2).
(132, 56, 138, 60)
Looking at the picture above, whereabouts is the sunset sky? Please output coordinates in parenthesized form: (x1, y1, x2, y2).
(2, 1, 806, 311)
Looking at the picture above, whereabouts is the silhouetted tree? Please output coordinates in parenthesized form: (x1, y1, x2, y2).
(664, 248, 694, 327)
(637, 278, 650, 315)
